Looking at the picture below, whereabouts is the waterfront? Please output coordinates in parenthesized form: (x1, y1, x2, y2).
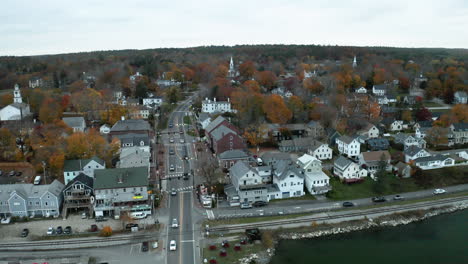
(270, 209, 468, 264)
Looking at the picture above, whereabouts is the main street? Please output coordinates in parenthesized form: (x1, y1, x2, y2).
(163, 96, 199, 264)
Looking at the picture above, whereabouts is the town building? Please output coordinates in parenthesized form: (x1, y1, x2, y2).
(404, 146, 431, 163)
(109, 118, 152, 138)
(394, 133, 427, 150)
(0, 84, 31, 121)
(454, 91, 467, 104)
(270, 160, 304, 199)
(63, 157, 106, 184)
(336, 135, 361, 157)
(450, 123, 468, 145)
(372, 84, 388, 96)
(218, 149, 250, 170)
(297, 154, 331, 195)
(117, 146, 151, 170)
(142, 96, 163, 108)
(225, 161, 267, 204)
(367, 138, 390, 151)
(414, 155, 455, 170)
(358, 150, 392, 173)
(61, 173, 94, 218)
(29, 77, 43, 88)
(62, 117, 86, 132)
(227, 57, 239, 78)
(201, 98, 232, 114)
(100, 124, 111, 134)
(197, 113, 212, 130)
(333, 156, 368, 183)
(116, 133, 150, 152)
(0, 180, 64, 218)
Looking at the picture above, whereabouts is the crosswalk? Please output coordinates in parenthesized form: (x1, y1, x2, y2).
(165, 173, 185, 179)
(206, 210, 215, 220)
(170, 186, 194, 192)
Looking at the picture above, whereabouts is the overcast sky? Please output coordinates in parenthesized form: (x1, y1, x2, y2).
(1, 0, 467, 56)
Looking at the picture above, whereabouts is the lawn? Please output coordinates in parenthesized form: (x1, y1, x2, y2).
(202, 239, 266, 264)
(423, 101, 443, 107)
(183, 115, 192, 125)
(269, 192, 316, 203)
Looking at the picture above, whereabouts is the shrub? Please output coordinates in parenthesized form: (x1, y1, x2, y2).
(100, 226, 113, 237)
(261, 230, 275, 248)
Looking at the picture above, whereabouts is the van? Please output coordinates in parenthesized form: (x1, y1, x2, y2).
(130, 212, 146, 219)
(34, 176, 41, 185)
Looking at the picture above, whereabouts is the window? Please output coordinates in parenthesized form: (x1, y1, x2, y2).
(123, 188, 126, 192)
(45, 202, 48, 206)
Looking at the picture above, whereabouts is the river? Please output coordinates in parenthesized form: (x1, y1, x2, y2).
(270, 209, 468, 264)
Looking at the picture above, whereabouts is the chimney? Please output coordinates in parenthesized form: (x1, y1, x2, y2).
(118, 173, 123, 183)
(227, 98, 230, 102)
(121, 116, 125, 121)
(214, 98, 216, 102)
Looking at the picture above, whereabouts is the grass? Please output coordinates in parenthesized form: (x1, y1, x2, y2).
(202, 239, 266, 264)
(269, 193, 316, 203)
(207, 212, 313, 226)
(183, 115, 192, 125)
(423, 101, 443, 107)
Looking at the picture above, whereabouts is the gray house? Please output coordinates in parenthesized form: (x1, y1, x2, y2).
(62, 173, 94, 218)
(225, 161, 268, 204)
(62, 117, 86, 132)
(0, 180, 64, 218)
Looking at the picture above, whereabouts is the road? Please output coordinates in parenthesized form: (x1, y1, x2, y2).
(164, 97, 198, 264)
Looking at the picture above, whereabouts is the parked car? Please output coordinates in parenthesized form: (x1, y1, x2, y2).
(252, 201, 267, 207)
(169, 138, 174, 143)
(183, 173, 189, 180)
(46, 227, 55, 235)
(81, 212, 88, 219)
(393, 195, 404, 200)
(372, 197, 387, 203)
(95, 216, 108, 222)
(342, 201, 354, 207)
(125, 223, 139, 230)
(56, 226, 63, 234)
(171, 188, 177, 196)
(0, 170, 3, 176)
(169, 240, 177, 251)
(21, 228, 29, 237)
(152, 241, 159, 249)
(433, 189, 446, 195)
(240, 202, 252, 209)
(172, 218, 179, 228)
(141, 241, 149, 252)
(9, 170, 15, 177)
(90, 224, 98, 232)
(180, 138, 185, 143)
(169, 164, 175, 171)
(64, 226, 72, 234)
(15, 171, 22, 176)
(169, 149, 175, 155)
(169, 123, 173, 128)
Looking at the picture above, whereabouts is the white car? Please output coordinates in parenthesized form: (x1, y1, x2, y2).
(180, 138, 185, 143)
(171, 218, 178, 228)
(169, 164, 175, 171)
(169, 240, 177, 251)
(169, 138, 174, 143)
(47, 227, 54, 235)
(433, 188, 446, 195)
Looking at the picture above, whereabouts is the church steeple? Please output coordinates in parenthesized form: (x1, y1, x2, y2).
(352, 56, 357, 68)
(13, 84, 22, 103)
(229, 57, 234, 72)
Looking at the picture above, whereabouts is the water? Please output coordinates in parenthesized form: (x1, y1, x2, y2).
(270, 209, 468, 264)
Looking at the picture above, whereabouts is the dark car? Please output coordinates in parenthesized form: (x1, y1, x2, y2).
(90, 224, 98, 232)
(342, 201, 354, 207)
(15, 171, 22, 176)
(169, 123, 173, 128)
(141, 241, 149, 252)
(125, 223, 139, 230)
(21, 228, 29, 237)
(245, 228, 261, 242)
(56, 226, 63, 234)
(9, 170, 15, 177)
(95, 216, 108, 222)
(372, 197, 387, 203)
(183, 173, 189, 180)
(64, 226, 72, 234)
(252, 201, 267, 207)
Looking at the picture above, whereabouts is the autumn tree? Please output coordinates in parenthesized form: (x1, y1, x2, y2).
(287, 96, 306, 122)
(262, 95, 292, 124)
(0, 93, 13, 107)
(255, 71, 277, 89)
(166, 86, 182, 104)
(65, 129, 107, 159)
(239, 61, 256, 79)
(39, 98, 62, 123)
(243, 124, 268, 153)
(215, 65, 229, 78)
(426, 126, 449, 146)
(451, 104, 468, 122)
(102, 104, 128, 125)
(242, 80, 260, 93)
(401, 110, 413, 123)
(0, 128, 18, 161)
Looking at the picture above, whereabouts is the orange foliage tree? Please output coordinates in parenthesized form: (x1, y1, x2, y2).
(262, 95, 292, 124)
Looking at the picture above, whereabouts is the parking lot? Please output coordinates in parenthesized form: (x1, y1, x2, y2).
(0, 162, 36, 185)
(0, 213, 158, 241)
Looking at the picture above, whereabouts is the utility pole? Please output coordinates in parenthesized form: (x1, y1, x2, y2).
(42, 161, 47, 184)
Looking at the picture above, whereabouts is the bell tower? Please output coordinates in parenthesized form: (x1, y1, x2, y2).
(13, 84, 22, 103)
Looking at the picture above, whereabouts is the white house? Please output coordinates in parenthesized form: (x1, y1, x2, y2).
(297, 154, 331, 195)
(0, 84, 31, 121)
(355, 87, 367, 94)
(227, 161, 268, 203)
(357, 123, 380, 139)
(394, 133, 426, 150)
(308, 141, 333, 160)
(333, 156, 368, 183)
(142, 96, 163, 108)
(100, 124, 110, 134)
(62, 117, 86, 132)
(414, 155, 455, 170)
(271, 160, 304, 199)
(336, 135, 361, 157)
(198, 113, 212, 129)
(454, 91, 467, 104)
(130, 72, 143, 83)
(29, 77, 43, 89)
(358, 151, 392, 173)
(63, 157, 106, 184)
(372, 84, 387, 96)
(202, 98, 232, 114)
(404, 146, 431, 163)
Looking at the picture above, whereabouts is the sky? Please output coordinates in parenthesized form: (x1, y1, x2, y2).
(1, 0, 467, 56)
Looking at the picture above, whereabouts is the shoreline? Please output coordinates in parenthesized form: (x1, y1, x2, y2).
(237, 203, 468, 264)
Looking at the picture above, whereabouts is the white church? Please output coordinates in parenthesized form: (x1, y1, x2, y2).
(227, 57, 239, 78)
(0, 84, 31, 121)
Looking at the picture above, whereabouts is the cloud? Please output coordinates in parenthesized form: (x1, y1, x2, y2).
(0, 0, 467, 55)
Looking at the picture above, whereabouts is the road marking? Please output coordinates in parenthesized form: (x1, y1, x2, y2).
(206, 210, 215, 220)
(181, 240, 195, 243)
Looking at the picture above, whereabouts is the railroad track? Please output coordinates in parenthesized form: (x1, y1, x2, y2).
(0, 233, 156, 248)
(209, 196, 468, 232)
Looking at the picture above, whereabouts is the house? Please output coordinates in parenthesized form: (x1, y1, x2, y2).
(415, 126, 431, 139)
(279, 137, 314, 153)
(100, 124, 111, 134)
(355, 87, 367, 94)
(202, 98, 232, 114)
(306, 121, 325, 138)
(117, 146, 151, 171)
(403, 95, 417, 105)
(130, 72, 143, 83)
(336, 135, 361, 157)
(394, 162, 411, 178)
(326, 128, 341, 145)
(63, 157, 106, 184)
(207, 125, 246, 154)
(372, 84, 388, 96)
(308, 140, 333, 160)
(205, 116, 239, 135)
(414, 155, 455, 170)
(376, 95, 390, 105)
(404, 146, 431, 162)
(29, 77, 43, 88)
(0, 84, 32, 121)
(413, 121, 433, 130)
(454, 91, 467, 104)
(357, 123, 380, 139)
(271, 160, 304, 199)
(218, 149, 250, 170)
(333, 156, 368, 183)
(394, 133, 427, 150)
(129, 105, 150, 119)
(109, 118, 152, 138)
(225, 161, 267, 204)
(297, 154, 331, 195)
(367, 138, 390, 151)
(358, 151, 392, 173)
(142, 96, 163, 108)
(61, 173, 94, 218)
(93, 167, 150, 217)
(0, 180, 64, 218)
(267, 123, 308, 142)
(450, 123, 468, 145)
(197, 113, 212, 130)
(260, 152, 291, 166)
(62, 117, 86, 132)
(381, 118, 404, 132)
(256, 166, 272, 184)
(117, 133, 150, 153)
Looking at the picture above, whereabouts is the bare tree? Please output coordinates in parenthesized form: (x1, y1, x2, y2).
(196, 151, 223, 185)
